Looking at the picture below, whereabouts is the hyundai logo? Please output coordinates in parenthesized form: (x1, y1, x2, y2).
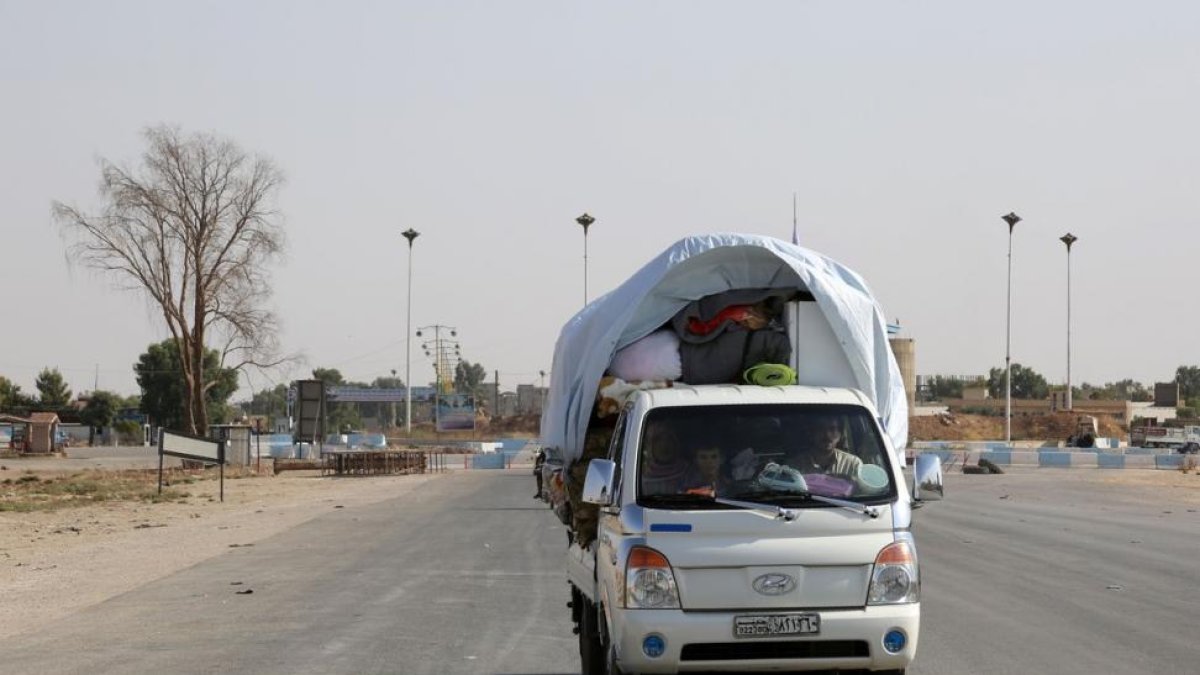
(752, 573, 796, 595)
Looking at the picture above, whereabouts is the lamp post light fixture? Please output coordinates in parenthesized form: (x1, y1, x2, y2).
(576, 213, 595, 306)
(401, 228, 420, 436)
(1001, 212, 1021, 444)
(1060, 232, 1078, 411)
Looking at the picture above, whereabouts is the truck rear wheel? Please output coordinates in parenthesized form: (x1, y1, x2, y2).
(579, 599, 605, 675)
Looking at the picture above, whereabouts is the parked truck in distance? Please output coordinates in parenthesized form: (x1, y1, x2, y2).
(1130, 424, 1200, 453)
(542, 234, 944, 674)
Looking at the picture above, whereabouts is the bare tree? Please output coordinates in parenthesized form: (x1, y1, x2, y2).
(55, 126, 287, 435)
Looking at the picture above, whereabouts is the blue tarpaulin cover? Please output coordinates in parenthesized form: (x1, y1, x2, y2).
(540, 233, 908, 465)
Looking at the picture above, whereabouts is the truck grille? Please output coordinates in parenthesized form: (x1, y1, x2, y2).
(680, 639, 869, 661)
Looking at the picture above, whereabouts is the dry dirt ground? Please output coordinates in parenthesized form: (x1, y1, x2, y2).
(0, 469, 437, 640)
(909, 412, 1126, 442)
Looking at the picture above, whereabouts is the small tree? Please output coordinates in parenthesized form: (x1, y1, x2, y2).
(80, 390, 120, 445)
(987, 363, 1049, 400)
(1176, 366, 1200, 400)
(454, 360, 488, 401)
(0, 375, 22, 410)
(36, 367, 72, 407)
(246, 384, 289, 417)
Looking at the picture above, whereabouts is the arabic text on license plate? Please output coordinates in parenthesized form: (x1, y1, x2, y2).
(734, 613, 820, 638)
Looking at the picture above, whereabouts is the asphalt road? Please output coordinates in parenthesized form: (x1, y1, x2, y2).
(912, 470, 1200, 675)
(1, 469, 1197, 674)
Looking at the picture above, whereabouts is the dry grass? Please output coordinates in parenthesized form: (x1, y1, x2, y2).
(0, 467, 257, 513)
(1180, 456, 1198, 474)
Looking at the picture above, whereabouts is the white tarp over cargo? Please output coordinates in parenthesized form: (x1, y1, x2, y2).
(541, 233, 908, 465)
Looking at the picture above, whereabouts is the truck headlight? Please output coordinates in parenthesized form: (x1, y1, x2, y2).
(868, 541, 919, 605)
(626, 547, 680, 609)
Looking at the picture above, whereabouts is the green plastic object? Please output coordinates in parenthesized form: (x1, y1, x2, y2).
(742, 363, 797, 386)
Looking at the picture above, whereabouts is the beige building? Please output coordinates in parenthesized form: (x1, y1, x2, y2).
(28, 412, 60, 454)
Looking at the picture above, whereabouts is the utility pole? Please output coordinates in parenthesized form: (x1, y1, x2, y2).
(418, 324, 459, 432)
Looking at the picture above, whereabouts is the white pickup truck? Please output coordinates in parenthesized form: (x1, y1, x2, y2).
(1130, 424, 1200, 452)
(542, 234, 943, 674)
(567, 385, 943, 674)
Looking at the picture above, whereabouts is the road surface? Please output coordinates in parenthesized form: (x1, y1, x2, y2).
(1, 469, 1196, 674)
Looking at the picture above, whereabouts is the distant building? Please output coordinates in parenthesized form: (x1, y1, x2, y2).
(515, 385, 547, 415)
(497, 392, 519, 417)
(962, 386, 990, 401)
(28, 412, 60, 454)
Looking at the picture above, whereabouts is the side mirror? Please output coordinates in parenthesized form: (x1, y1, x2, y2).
(912, 454, 944, 503)
(582, 459, 617, 506)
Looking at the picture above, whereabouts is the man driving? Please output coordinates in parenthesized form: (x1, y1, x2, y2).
(785, 414, 862, 478)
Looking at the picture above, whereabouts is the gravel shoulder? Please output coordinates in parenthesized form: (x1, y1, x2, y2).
(0, 470, 437, 639)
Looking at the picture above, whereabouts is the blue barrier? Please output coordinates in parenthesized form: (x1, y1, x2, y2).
(1125, 447, 1175, 456)
(922, 450, 956, 464)
(1038, 451, 1073, 468)
(1155, 454, 1187, 469)
(1097, 454, 1126, 469)
(496, 439, 531, 453)
(471, 454, 508, 470)
(982, 450, 1012, 465)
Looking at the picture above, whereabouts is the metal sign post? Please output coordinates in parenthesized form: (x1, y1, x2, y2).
(158, 429, 228, 502)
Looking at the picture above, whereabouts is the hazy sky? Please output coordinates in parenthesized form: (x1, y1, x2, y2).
(2, 1, 1198, 399)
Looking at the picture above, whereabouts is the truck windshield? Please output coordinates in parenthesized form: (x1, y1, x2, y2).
(637, 403, 896, 507)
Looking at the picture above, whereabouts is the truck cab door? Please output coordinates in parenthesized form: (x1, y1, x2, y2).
(597, 407, 632, 616)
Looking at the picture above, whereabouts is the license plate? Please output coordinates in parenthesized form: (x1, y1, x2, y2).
(734, 613, 820, 638)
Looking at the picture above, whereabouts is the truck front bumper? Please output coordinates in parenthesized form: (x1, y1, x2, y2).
(609, 603, 919, 674)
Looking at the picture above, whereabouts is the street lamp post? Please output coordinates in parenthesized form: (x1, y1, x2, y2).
(576, 213, 595, 306)
(1060, 233, 1078, 411)
(1001, 212, 1021, 444)
(401, 228, 420, 435)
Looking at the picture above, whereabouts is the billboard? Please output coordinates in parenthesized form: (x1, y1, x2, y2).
(293, 379, 326, 444)
(326, 386, 437, 402)
(436, 394, 476, 431)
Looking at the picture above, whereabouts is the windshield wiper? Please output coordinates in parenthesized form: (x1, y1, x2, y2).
(721, 490, 880, 520)
(715, 495, 803, 521)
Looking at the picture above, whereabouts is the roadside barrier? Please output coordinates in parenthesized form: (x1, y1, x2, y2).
(913, 447, 1193, 471)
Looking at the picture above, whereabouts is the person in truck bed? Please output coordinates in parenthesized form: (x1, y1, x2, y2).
(640, 424, 690, 496)
(680, 443, 729, 497)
